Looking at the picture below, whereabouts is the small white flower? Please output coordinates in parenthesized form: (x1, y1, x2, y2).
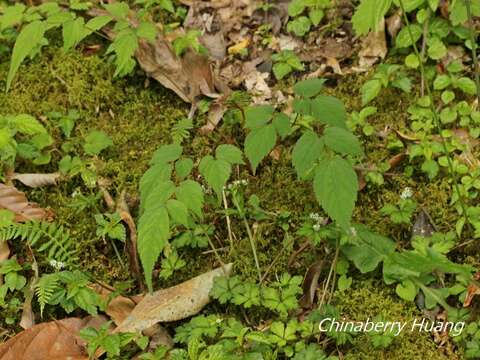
(400, 187, 413, 199)
(313, 224, 321, 232)
(49, 259, 66, 270)
(309, 212, 321, 221)
(350, 227, 357, 237)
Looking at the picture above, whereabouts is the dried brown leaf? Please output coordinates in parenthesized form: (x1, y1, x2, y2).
(0, 184, 51, 222)
(358, 19, 387, 69)
(114, 264, 233, 333)
(11, 173, 60, 188)
(0, 317, 107, 360)
(299, 261, 324, 309)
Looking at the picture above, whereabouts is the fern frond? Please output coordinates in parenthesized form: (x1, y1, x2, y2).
(171, 118, 193, 144)
(0, 221, 78, 265)
(35, 273, 60, 316)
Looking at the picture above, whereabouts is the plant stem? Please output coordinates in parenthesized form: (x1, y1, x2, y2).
(398, 0, 470, 235)
(222, 189, 235, 254)
(231, 195, 262, 282)
(318, 239, 340, 309)
(465, 0, 480, 103)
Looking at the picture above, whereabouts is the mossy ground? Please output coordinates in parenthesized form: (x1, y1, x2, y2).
(0, 48, 467, 357)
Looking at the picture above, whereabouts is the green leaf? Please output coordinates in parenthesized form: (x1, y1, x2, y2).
(175, 158, 194, 180)
(273, 62, 292, 80)
(11, 114, 46, 135)
(287, 16, 311, 37)
(150, 144, 183, 165)
(288, 0, 305, 17)
(396, 24, 422, 48)
(85, 15, 113, 32)
(352, 0, 392, 35)
(293, 78, 326, 98)
(244, 105, 274, 129)
(322, 127, 363, 156)
(140, 164, 173, 200)
(313, 157, 358, 228)
(311, 96, 347, 128)
(83, 130, 113, 156)
(433, 74, 451, 90)
(341, 225, 396, 273)
(138, 205, 169, 292)
(62, 17, 86, 51)
(361, 79, 382, 105)
(309, 8, 325, 26)
(199, 156, 231, 198)
(216, 144, 244, 165)
(455, 77, 477, 95)
(244, 124, 277, 173)
(396, 280, 417, 301)
(166, 199, 189, 227)
(272, 113, 292, 139)
(104, 2, 130, 18)
(6, 21, 47, 91)
(292, 131, 323, 179)
(136, 22, 157, 42)
(106, 30, 138, 77)
(175, 180, 204, 218)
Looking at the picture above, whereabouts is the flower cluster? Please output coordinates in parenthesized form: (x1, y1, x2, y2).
(49, 259, 66, 270)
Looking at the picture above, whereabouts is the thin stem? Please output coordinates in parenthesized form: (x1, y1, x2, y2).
(318, 240, 340, 309)
(110, 239, 126, 271)
(231, 195, 262, 281)
(398, 0, 470, 233)
(465, 0, 480, 103)
(222, 189, 235, 254)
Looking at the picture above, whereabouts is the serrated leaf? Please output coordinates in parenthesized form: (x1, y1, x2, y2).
(311, 96, 347, 128)
(176, 180, 204, 218)
(83, 130, 113, 156)
(313, 157, 358, 228)
(11, 114, 46, 135)
(293, 78, 326, 98)
(140, 164, 173, 200)
(85, 15, 113, 32)
(166, 199, 189, 227)
(104, 2, 130, 18)
(6, 21, 47, 91)
(62, 17, 86, 51)
(291, 131, 323, 179)
(136, 22, 157, 42)
(323, 127, 363, 156)
(272, 113, 292, 139)
(175, 158, 194, 180)
(138, 205, 169, 292)
(245, 105, 275, 130)
(142, 181, 175, 211)
(396, 24, 422, 48)
(199, 156, 231, 198)
(244, 124, 277, 173)
(361, 79, 382, 105)
(216, 144, 244, 165)
(150, 144, 183, 165)
(352, 0, 392, 35)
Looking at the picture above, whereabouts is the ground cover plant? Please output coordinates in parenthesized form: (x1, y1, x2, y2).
(0, 0, 479, 359)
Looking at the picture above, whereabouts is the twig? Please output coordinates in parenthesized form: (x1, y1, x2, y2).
(420, 9, 430, 97)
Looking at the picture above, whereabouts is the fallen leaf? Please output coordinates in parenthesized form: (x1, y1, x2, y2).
(20, 254, 38, 330)
(114, 264, 233, 333)
(228, 39, 250, 55)
(388, 152, 406, 169)
(0, 317, 107, 360)
(464, 273, 480, 307)
(199, 100, 227, 135)
(11, 173, 60, 188)
(358, 19, 387, 69)
(386, 10, 402, 39)
(299, 261, 324, 309)
(0, 184, 52, 222)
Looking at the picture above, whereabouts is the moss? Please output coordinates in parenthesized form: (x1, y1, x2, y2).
(335, 279, 452, 360)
